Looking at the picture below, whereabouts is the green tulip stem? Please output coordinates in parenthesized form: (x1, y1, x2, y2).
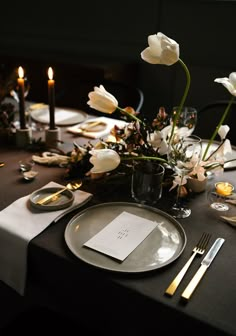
(121, 156, 168, 164)
(202, 95, 235, 161)
(169, 58, 191, 142)
(116, 107, 143, 123)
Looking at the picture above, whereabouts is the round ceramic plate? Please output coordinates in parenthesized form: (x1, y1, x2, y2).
(30, 187, 74, 211)
(64, 202, 187, 273)
(30, 106, 87, 126)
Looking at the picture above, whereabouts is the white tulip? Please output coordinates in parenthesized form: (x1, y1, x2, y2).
(89, 149, 121, 173)
(87, 85, 118, 113)
(214, 72, 236, 96)
(141, 32, 179, 66)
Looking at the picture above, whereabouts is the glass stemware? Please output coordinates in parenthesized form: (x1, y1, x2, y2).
(168, 134, 202, 218)
(171, 106, 197, 136)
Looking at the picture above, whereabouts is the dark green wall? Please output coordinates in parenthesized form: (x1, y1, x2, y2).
(0, 0, 235, 119)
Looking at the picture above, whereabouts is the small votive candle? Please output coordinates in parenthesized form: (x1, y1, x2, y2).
(215, 182, 234, 196)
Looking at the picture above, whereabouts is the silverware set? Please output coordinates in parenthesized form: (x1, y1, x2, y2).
(165, 233, 225, 300)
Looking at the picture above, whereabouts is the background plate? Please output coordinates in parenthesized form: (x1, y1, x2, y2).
(64, 202, 187, 273)
(30, 106, 87, 126)
(30, 187, 74, 211)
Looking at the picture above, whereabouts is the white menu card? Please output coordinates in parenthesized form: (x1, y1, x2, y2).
(83, 211, 158, 261)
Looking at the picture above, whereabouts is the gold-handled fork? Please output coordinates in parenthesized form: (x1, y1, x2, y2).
(165, 232, 211, 296)
(36, 181, 82, 205)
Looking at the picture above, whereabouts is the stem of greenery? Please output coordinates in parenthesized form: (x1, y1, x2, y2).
(202, 95, 235, 161)
(169, 58, 191, 142)
(121, 156, 168, 164)
(116, 107, 143, 123)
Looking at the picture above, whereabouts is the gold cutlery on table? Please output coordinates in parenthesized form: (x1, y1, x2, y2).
(76, 120, 107, 134)
(29, 103, 48, 110)
(181, 238, 225, 300)
(36, 181, 82, 205)
(165, 232, 211, 296)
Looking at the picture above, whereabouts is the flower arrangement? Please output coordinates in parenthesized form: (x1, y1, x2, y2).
(65, 33, 188, 178)
(64, 32, 235, 190)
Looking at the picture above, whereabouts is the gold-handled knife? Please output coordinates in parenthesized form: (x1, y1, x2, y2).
(181, 238, 225, 300)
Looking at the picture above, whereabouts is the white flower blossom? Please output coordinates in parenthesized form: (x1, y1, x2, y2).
(141, 32, 179, 65)
(89, 148, 120, 173)
(214, 72, 236, 96)
(87, 85, 118, 114)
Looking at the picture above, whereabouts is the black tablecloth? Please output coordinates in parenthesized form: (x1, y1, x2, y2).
(0, 133, 236, 335)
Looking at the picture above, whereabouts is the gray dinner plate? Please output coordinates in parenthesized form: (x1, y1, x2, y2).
(64, 202, 187, 273)
(30, 106, 87, 126)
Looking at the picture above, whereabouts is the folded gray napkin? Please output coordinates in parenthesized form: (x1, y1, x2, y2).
(0, 181, 92, 295)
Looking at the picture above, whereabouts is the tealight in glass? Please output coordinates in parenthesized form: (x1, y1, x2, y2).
(208, 181, 234, 211)
(19, 159, 35, 172)
(18, 159, 38, 181)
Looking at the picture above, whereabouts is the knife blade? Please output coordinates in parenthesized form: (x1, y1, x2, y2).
(181, 237, 225, 300)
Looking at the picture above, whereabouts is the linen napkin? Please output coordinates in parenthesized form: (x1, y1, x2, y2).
(67, 116, 127, 139)
(0, 181, 92, 296)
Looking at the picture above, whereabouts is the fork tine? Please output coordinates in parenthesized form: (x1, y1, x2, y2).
(197, 232, 211, 251)
(202, 233, 211, 249)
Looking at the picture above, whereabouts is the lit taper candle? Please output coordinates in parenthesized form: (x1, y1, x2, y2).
(48, 67, 55, 130)
(17, 66, 26, 129)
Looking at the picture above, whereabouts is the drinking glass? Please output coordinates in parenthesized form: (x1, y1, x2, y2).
(171, 106, 197, 136)
(167, 135, 202, 218)
(131, 161, 165, 205)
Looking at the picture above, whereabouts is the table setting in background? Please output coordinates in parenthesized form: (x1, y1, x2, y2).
(1, 31, 236, 335)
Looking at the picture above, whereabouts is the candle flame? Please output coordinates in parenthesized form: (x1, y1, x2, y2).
(48, 67, 54, 80)
(18, 66, 24, 78)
